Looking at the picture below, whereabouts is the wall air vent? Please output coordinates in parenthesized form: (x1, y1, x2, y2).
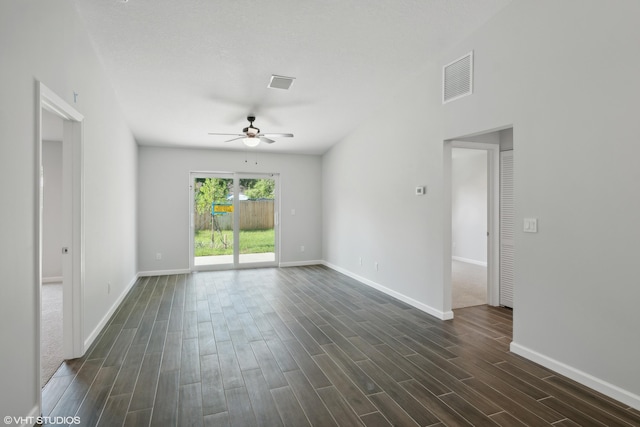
(268, 75, 295, 90)
(443, 51, 473, 104)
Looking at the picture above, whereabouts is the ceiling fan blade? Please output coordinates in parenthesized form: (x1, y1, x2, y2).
(224, 136, 245, 143)
(260, 137, 275, 144)
(260, 133, 293, 138)
(208, 132, 244, 136)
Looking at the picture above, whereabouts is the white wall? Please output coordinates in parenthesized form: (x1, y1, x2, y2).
(3, 0, 638, 416)
(138, 146, 322, 273)
(323, 0, 640, 408)
(322, 75, 447, 317)
(0, 1, 138, 418)
(452, 148, 487, 265)
(499, 128, 513, 151)
(43, 141, 63, 280)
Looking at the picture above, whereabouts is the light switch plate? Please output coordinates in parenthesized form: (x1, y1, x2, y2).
(415, 186, 426, 195)
(523, 218, 538, 233)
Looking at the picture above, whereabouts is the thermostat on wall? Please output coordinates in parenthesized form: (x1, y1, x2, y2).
(415, 186, 426, 195)
(524, 218, 538, 233)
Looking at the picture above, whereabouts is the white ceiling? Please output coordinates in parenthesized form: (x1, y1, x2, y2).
(73, 0, 511, 155)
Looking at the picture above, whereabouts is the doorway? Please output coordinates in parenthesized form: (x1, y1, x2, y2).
(444, 127, 514, 316)
(451, 147, 489, 309)
(444, 136, 505, 317)
(190, 172, 279, 270)
(37, 82, 84, 396)
(41, 113, 64, 386)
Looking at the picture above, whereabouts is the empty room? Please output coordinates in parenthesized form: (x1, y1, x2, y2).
(1, 1, 640, 426)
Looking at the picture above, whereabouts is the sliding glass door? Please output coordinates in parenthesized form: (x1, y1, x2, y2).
(191, 173, 235, 268)
(190, 172, 278, 270)
(238, 175, 277, 265)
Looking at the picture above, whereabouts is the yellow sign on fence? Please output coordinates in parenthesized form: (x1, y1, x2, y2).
(213, 204, 234, 213)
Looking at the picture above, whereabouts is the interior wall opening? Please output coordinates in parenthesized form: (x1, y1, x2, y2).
(37, 82, 85, 415)
(41, 110, 64, 387)
(444, 126, 513, 317)
(451, 147, 488, 309)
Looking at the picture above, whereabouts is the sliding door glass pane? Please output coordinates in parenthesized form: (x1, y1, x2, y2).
(193, 176, 234, 267)
(238, 177, 276, 264)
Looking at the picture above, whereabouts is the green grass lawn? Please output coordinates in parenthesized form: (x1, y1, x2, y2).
(194, 228, 274, 256)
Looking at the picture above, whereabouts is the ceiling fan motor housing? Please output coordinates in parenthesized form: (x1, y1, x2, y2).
(243, 125, 260, 137)
(244, 116, 260, 136)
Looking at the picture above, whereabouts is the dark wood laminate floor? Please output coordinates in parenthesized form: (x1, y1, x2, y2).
(42, 266, 640, 426)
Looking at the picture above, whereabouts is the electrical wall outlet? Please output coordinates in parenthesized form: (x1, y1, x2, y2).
(300, 245, 305, 252)
(156, 252, 162, 260)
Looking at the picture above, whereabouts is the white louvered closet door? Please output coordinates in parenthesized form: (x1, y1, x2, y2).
(500, 151, 515, 308)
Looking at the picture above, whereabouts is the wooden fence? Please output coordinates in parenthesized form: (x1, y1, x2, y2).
(195, 200, 274, 231)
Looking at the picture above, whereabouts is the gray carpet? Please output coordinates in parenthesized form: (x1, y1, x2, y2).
(41, 282, 63, 386)
(452, 259, 487, 309)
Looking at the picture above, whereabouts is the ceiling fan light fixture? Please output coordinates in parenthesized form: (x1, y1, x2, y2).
(210, 116, 292, 147)
(243, 137, 260, 147)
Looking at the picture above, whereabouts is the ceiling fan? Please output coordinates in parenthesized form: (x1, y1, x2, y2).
(209, 116, 293, 147)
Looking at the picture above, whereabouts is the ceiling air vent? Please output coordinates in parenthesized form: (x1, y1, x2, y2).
(442, 51, 473, 104)
(268, 75, 295, 90)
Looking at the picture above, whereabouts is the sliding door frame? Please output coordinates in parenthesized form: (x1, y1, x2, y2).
(236, 172, 279, 269)
(189, 171, 279, 271)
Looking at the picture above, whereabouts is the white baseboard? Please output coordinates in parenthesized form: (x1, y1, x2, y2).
(323, 261, 453, 320)
(84, 273, 140, 352)
(42, 276, 63, 284)
(510, 342, 640, 410)
(138, 268, 191, 277)
(452, 256, 487, 267)
(17, 405, 41, 427)
(279, 260, 324, 267)
(28, 405, 40, 418)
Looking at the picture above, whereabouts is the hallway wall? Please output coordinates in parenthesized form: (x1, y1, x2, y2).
(42, 140, 63, 280)
(0, 1, 138, 418)
(323, 0, 640, 407)
(452, 148, 487, 265)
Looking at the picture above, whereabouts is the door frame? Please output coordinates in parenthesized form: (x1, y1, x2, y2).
(37, 82, 85, 392)
(189, 172, 279, 271)
(443, 140, 500, 315)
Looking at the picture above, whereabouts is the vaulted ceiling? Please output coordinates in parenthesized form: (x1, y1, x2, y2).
(74, 0, 511, 154)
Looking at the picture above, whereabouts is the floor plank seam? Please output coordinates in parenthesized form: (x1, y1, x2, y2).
(41, 267, 640, 427)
